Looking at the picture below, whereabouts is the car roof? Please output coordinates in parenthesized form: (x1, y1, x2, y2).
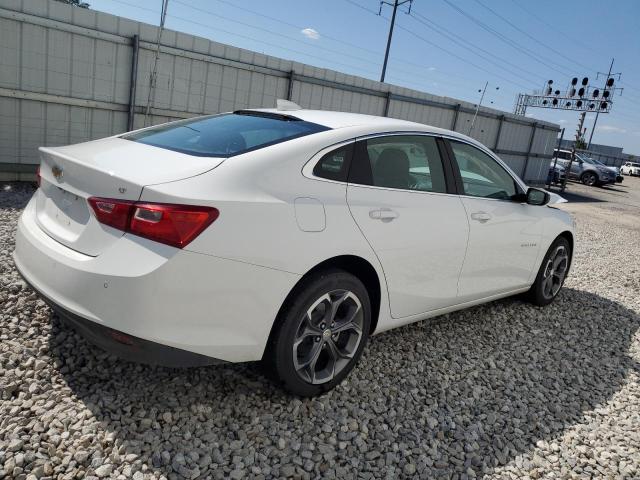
(245, 108, 456, 135)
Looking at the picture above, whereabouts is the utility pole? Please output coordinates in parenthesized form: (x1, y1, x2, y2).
(587, 58, 616, 149)
(469, 81, 488, 135)
(469, 82, 499, 136)
(144, 0, 170, 125)
(561, 112, 586, 192)
(379, 0, 413, 83)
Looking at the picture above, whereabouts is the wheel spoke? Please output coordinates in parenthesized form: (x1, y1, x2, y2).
(553, 248, 566, 269)
(294, 340, 323, 382)
(293, 314, 320, 348)
(543, 276, 553, 297)
(327, 337, 352, 361)
(327, 291, 350, 323)
(332, 304, 363, 335)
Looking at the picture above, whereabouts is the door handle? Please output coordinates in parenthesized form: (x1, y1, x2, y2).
(470, 211, 492, 223)
(369, 208, 399, 222)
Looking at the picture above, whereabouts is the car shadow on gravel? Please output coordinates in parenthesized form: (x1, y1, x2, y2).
(47, 287, 639, 478)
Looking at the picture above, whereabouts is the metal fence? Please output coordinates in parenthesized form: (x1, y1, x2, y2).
(0, 0, 560, 182)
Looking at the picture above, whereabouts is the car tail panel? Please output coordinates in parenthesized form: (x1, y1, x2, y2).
(34, 138, 224, 256)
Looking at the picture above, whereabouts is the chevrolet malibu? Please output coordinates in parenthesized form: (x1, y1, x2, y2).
(14, 103, 575, 396)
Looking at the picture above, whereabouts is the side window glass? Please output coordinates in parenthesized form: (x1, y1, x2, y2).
(450, 141, 517, 200)
(313, 145, 351, 182)
(351, 135, 447, 193)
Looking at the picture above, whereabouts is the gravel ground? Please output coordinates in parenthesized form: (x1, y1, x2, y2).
(1, 178, 639, 480)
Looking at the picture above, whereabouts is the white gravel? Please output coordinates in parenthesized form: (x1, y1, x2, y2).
(1, 179, 639, 479)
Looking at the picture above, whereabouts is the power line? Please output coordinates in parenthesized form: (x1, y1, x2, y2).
(110, 0, 501, 99)
(392, 22, 531, 91)
(344, 0, 380, 15)
(507, 0, 610, 59)
(473, 0, 598, 75)
(209, 0, 532, 91)
(116, 0, 470, 89)
(208, 0, 384, 59)
(343, 0, 535, 91)
(440, 0, 576, 79)
(105, 0, 381, 78)
(171, 0, 383, 68)
(409, 10, 544, 86)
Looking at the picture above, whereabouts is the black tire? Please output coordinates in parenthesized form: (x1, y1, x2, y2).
(580, 171, 598, 186)
(264, 269, 371, 397)
(527, 237, 571, 306)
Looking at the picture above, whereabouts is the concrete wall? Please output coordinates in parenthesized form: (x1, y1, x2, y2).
(0, 0, 560, 182)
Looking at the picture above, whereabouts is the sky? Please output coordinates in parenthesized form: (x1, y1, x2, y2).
(88, 0, 640, 154)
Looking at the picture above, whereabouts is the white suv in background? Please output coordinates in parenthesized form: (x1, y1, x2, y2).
(621, 162, 640, 176)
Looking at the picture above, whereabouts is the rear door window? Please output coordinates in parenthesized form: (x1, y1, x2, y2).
(349, 135, 447, 193)
(123, 112, 330, 157)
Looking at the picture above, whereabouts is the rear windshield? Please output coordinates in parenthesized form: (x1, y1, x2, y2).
(123, 112, 330, 157)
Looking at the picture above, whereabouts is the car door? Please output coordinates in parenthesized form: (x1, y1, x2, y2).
(446, 139, 543, 302)
(346, 134, 469, 318)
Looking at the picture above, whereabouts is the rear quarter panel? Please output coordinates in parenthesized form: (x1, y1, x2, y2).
(139, 128, 393, 327)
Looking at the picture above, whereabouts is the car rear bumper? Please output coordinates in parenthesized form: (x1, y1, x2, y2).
(18, 270, 221, 367)
(13, 195, 300, 363)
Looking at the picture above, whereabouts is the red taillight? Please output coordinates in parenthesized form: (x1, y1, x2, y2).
(88, 197, 219, 248)
(88, 198, 134, 231)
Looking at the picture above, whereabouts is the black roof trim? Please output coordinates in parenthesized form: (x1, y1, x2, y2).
(233, 109, 303, 122)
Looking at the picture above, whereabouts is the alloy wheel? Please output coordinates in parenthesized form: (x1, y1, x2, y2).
(541, 245, 569, 299)
(582, 173, 597, 186)
(293, 290, 364, 384)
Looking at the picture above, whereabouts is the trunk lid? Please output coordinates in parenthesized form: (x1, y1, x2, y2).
(36, 137, 224, 256)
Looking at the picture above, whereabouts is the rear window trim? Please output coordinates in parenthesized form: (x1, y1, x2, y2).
(121, 112, 331, 158)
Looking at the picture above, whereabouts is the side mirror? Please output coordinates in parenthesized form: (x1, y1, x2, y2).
(526, 187, 550, 206)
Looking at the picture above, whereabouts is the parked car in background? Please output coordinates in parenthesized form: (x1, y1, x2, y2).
(621, 161, 640, 176)
(552, 149, 616, 186)
(14, 104, 575, 396)
(591, 158, 623, 183)
(547, 162, 566, 185)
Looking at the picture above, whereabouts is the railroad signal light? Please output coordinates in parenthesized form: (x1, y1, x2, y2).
(592, 89, 600, 98)
(607, 78, 614, 87)
(571, 77, 578, 85)
(542, 99, 548, 105)
(552, 98, 558, 106)
(578, 87, 585, 97)
(546, 87, 553, 95)
(569, 88, 576, 96)
(582, 77, 589, 86)
(576, 100, 583, 107)
(589, 103, 595, 109)
(601, 101, 608, 109)
(603, 90, 610, 98)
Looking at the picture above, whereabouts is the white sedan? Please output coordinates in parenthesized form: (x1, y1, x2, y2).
(13, 102, 574, 396)
(621, 161, 640, 176)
